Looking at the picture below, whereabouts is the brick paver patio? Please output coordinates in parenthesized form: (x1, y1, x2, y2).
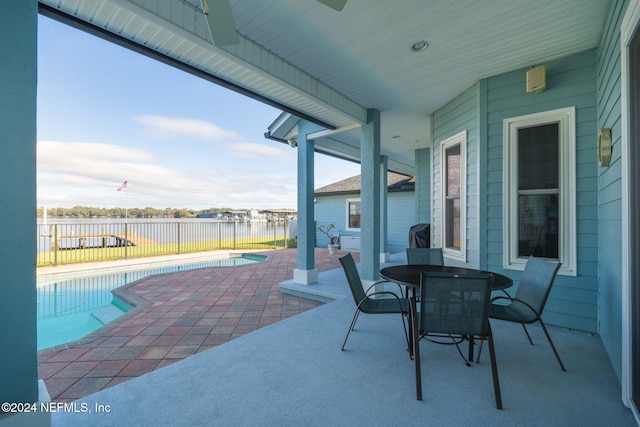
(37, 248, 359, 402)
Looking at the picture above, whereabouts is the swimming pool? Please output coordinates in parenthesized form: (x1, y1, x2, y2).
(37, 254, 266, 350)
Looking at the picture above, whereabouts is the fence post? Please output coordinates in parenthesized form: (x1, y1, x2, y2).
(284, 220, 288, 249)
(53, 224, 58, 266)
(273, 222, 277, 249)
(233, 221, 237, 250)
(177, 222, 181, 254)
(124, 222, 128, 259)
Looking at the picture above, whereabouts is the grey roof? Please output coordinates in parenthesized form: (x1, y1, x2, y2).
(315, 172, 414, 196)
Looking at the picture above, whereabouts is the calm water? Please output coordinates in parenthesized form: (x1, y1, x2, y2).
(37, 254, 265, 350)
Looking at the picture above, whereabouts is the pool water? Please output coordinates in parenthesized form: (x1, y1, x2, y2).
(37, 254, 265, 350)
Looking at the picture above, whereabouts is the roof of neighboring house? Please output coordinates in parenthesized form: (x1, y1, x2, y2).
(315, 172, 414, 196)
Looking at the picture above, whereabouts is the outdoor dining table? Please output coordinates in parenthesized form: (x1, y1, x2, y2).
(379, 264, 513, 400)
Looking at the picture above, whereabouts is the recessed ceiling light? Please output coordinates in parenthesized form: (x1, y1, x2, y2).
(412, 40, 429, 52)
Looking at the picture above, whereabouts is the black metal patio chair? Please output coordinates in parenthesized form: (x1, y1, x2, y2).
(483, 256, 566, 371)
(414, 271, 502, 408)
(406, 247, 444, 266)
(339, 253, 410, 352)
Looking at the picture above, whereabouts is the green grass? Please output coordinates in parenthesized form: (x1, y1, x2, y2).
(38, 236, 291, 267)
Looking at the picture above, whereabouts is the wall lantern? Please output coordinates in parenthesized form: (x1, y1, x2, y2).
(597, 128, 612, 167)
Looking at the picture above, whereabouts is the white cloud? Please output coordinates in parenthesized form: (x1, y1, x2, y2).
(36, 140, 361, 210)
(224, 142, 296, 161)
(135, 115, 241, 142)
(36, 140, 298, 209)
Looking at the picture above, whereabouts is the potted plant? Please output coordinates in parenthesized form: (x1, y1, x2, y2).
(316, 224, 340, 254)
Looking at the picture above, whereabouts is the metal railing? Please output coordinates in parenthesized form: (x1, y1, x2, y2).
(37, 219, 290, 266)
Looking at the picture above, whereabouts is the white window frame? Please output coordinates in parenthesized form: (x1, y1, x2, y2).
(440, 131, 466, 262)
(502, 107, 576, 276)
(345, 198, 361, 231)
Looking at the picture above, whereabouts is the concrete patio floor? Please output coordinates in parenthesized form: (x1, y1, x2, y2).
(45, 250, 635, 426)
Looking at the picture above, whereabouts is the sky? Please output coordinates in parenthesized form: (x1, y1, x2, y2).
(36, 15, 361, 211)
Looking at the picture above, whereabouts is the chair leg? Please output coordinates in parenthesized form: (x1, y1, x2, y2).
(399, 312, 410, 355)
(539, 320, 566, 372)
(522, 324, 534, 345)
(341, 309, 360, 351)
(475, 337, 484, 363)
(487, 326, 503, 410)
(410, 296, 422, 400)
(454, 336, 471, 367)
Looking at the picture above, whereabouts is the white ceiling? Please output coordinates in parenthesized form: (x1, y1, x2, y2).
(40, 0, 611, 173)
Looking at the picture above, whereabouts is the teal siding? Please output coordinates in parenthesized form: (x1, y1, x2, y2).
(387, 191, 416, 252)
(315, 191, 415, 252)
(596, 0, 628, 382)
(432, 51, 601, 333)
(314, 195, 348, 246)
(432, 84, 480, 268)
(483, 49, 599, 333)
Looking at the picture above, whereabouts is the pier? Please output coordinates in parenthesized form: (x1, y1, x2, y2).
(51, 233, 155, 250)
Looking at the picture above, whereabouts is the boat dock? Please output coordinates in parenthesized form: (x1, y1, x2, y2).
(51, 234, 155, 250)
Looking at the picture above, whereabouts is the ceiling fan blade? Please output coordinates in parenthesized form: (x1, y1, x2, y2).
(201, 0, 240, 47)
(316, 0, 348, 12)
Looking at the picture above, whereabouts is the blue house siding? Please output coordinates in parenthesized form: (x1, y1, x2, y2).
(315, 191, 415, 253)
(386, 191, 416, 253)
(432, 50, 600, 333)
(432, 83, 480, 268)
(596, 0, 628, 382)
(314, 195, 347, 246)
(485, 49, 600, 333)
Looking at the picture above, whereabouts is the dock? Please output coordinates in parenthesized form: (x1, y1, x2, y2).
(51, 234, 156, 250)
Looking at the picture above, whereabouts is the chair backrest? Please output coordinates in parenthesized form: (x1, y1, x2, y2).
(418, 271, 493, 337)
(514, 257, 562, 314)
(406, 247, 444, 266)
(339, 253, 367, 306)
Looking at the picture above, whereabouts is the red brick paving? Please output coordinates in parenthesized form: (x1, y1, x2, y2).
(37, 248, 359, 402)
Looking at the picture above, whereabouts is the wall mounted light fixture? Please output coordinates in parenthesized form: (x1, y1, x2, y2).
(597, 128, 612, 167)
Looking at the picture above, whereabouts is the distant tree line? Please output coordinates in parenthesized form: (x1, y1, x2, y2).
(37, 206, 244, 219)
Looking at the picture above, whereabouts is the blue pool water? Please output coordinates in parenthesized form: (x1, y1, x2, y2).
(37, 254, 265, 350)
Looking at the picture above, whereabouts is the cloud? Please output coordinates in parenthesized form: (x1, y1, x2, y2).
(135, 115, 241, 142)
(36, 140, 299, 209)
(37, 140, 157, 184)
(224, 142, 296, 161)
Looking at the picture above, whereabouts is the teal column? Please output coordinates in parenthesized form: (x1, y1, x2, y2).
(0, 0, 38, 405)
(477, 79, 489, 269)
(294, 121, 323, 284)
(380, 156, 390, 261)
(414, 147, 431, 224)
(360, 110, 381, 281)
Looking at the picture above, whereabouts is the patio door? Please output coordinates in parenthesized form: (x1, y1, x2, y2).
(629, 21, 640, 414)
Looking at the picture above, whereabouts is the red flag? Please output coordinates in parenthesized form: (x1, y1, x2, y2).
(117, 180, 128, 191)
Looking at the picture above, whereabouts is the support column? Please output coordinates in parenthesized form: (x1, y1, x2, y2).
(293, 121, 322, 284)
(414, 147, 431, 224)
(0, 1, 46, 426)
(360, 110, 381, 282)
(380, 156, 390, 263)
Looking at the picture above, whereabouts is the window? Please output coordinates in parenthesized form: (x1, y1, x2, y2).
(346, 199, 361, 231)
(503, 107, 576, 275)
(441, 131, 466, 261)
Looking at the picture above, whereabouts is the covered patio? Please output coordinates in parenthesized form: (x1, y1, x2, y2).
(50, 251, 634, 426)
